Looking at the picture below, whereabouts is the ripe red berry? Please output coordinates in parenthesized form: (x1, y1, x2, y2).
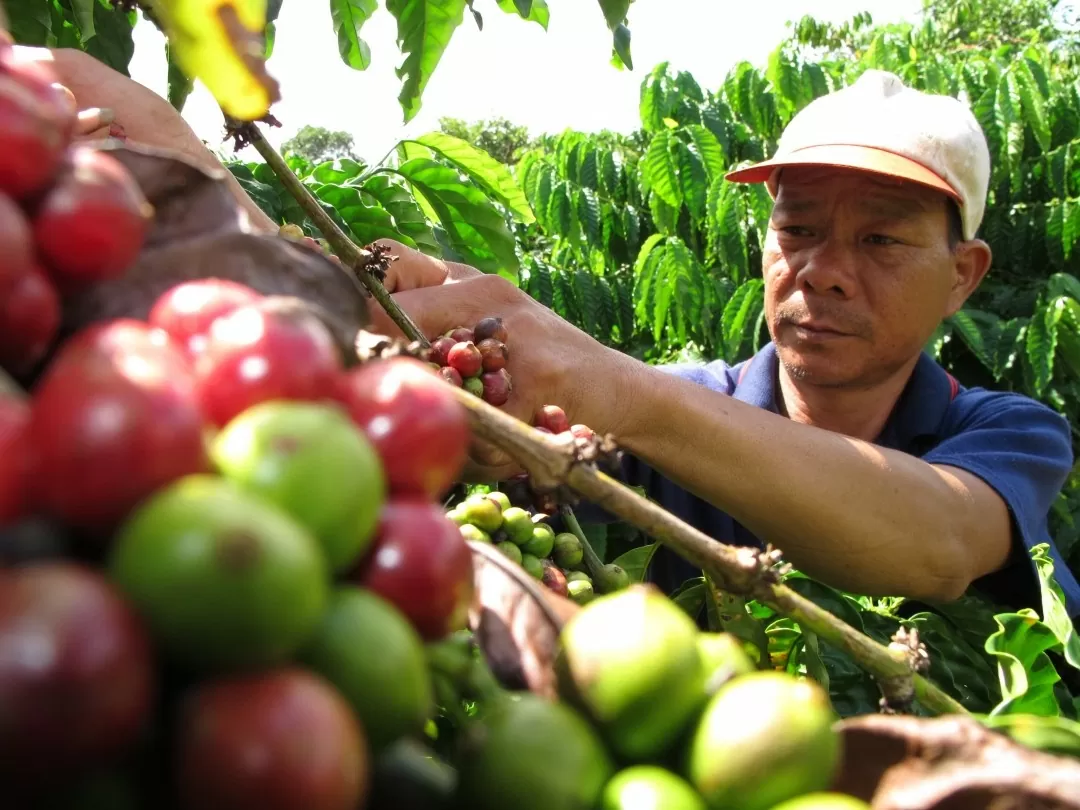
(148, 278, 263, 360)
(29, 319, 210, 536)
(439, 366, 463, 387)
(0, 265, 60, 377)
(195, 297, 344, 428)
(446, 327, 473, 344)
(428, 336, 456, 367)
(0, 191, 34, 285)
(353, 497, 474, 641)
(0, 75, 67, 198)
(0, 44, 78, 136)
(481, 369, 512, 406)
(0, 394, 31, 525)
(536, 405, 571, 435)
(447, 341, 482, 378)
(336, 357, 468, 500)
(477, 338, 508, 372)
(175, 668, 367, 810)
(0, 564, 155, 791)
(473, 316, 508, 344)
(32, 146, 152, 283)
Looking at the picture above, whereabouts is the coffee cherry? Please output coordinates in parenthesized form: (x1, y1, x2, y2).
(429, 336, 456, 367)
(0, 394, 31, 525)
(463, 376, 484, 398)
(195, 297, 344, 428)
(477, 338, 508, 372)
(0, 265, 60, 377)
(481, 369, 512, 406)
(337, 358, 468, 500)
(0, 191, 33, 284)
(0, 75, 67, 198)
(29, 320, 210, 536)
(447, 342, 482, 378)
(148, 278, 263, 360)
(536, 405, 570, 435)
(446, 327, 473, 344)
(33, 147, 152, 283)
(473, 316, 508, 344)
(541, 560, 569, 597)
(438, 366, 463, 387)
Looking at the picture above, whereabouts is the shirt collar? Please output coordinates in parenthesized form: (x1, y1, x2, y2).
(730, 342, 955, 450)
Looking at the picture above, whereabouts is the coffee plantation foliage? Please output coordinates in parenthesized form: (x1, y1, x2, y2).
(16, 0, 1080, 727)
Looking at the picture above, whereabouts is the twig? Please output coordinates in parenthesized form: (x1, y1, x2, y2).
(559, 505, 606, 581)
(238, 123, 429, 346)
(448, 384, 967, 716)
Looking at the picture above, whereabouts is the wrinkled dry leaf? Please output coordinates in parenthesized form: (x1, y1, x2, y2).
(57, 141, 369, 354)
(832, 713, 1080, 809)
(467, 540, 577, 699)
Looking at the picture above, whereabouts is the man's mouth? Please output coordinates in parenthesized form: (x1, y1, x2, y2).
(788, 320, 850, 338)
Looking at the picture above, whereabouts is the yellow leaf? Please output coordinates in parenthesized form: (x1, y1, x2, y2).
(150, 0, 280, 120)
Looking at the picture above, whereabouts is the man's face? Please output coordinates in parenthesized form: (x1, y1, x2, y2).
(763, 166, 968, 389)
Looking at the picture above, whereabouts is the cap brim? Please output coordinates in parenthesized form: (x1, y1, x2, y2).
(724, 144, 961, 203)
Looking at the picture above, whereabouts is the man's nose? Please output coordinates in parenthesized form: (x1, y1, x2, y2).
(794, 238, 857, 298)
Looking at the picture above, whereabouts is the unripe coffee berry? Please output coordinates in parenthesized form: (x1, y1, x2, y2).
(463, 376, 484, 397)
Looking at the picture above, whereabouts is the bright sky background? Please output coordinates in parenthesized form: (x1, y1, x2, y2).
(127, 0, 926, 164)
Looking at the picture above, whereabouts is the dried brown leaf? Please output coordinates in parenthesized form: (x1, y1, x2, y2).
(832, 713, 1080, 810)
(56, 141, 369, 354)
(467, 541, 578, 700)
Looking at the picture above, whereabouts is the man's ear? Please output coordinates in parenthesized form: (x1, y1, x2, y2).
(944, 238, 993, 318)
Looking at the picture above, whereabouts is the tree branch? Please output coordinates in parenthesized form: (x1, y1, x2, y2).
(240, 123, 429, 346)
(450, 385, 968, 716)
(254, 117, 969, 718)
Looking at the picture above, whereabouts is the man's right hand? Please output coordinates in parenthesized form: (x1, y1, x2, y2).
(369, 240, 640, 479)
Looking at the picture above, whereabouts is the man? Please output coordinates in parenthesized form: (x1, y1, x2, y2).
(27, 45, 1080, 614)
(368, 69, 1080, 617)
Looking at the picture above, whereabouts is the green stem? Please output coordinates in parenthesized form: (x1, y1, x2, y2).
(243, 123, 429, 346)
(559, 505, 606, 581)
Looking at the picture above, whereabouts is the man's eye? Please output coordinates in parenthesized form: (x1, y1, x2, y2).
(779, 225, 812, 237)
(866, 234, 899, 246)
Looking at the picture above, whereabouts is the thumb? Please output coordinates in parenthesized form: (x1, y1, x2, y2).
(365, 275, 511, 342)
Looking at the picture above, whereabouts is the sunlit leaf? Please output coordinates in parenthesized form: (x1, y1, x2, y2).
(330, 0, 376, 71)
(385, 0, 467, 122)
(149, 0, 280, 120)
(406, 132, 534, 222)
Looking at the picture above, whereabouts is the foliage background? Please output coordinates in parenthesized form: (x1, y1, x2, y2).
(10, 0, 1080, 726)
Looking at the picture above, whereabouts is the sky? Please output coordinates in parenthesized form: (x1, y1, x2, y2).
(126, 0, 927, 164)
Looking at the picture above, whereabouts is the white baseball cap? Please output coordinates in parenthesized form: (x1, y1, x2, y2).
(725, 69, 991, 240)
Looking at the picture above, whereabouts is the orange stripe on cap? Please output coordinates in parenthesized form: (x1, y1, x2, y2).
(724, 144, 962, 203)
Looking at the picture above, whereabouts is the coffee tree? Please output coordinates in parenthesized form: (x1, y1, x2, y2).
(6, 1, 1080, 808)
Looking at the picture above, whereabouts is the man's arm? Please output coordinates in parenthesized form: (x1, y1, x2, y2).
(609, 362, 1018, 602)
(17, 46, 277, 233)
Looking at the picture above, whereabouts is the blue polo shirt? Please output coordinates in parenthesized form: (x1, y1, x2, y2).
(575, 341, 1080, 618)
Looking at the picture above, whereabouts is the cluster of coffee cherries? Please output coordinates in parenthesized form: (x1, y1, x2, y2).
(428, 317, 512, 406)
(0, 37, 152, 379)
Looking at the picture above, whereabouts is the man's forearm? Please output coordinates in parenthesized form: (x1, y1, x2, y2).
(610, 362, 1011, 601)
